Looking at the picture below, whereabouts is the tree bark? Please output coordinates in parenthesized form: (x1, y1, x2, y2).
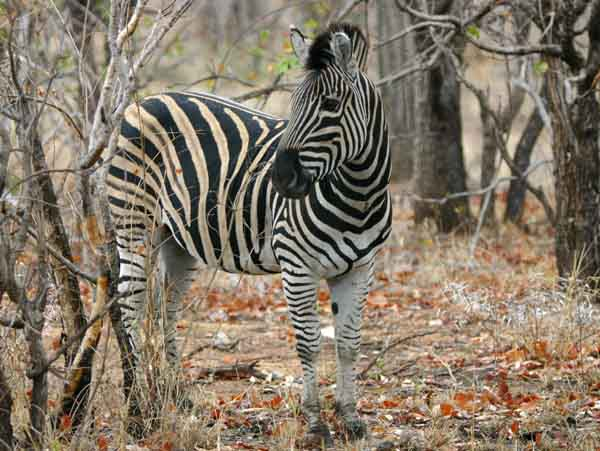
(547, 3, 600, 281)
(66, 0, 104, 126)
(479, 103, 497, 226)
(504, 86, 546, 224)
(378, 1, 415, 181)
(0, 365, 13, 451)
(412, 0, 470, 231)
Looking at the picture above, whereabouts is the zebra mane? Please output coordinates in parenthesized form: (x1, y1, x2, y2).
(305, 22, 369, 72)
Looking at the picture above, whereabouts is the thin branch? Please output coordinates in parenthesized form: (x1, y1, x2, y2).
(173, 74, 257, 91)
(374, 21, 454, 49)
(458, 72, 556, 224)
(233, 83, 297, 103)
(464, 34, 561, 57)
(393, 0, 562, 57)
(330, 0, 366, 24)
(511, 78, 552, 142)
(3, 96, 84, 140)
(359, 330, 436, 379)
(1, 203, 97, 284)
(27, 293, 121, 378)
(403, 159, 552, 205)
(376, 28, 455, 86)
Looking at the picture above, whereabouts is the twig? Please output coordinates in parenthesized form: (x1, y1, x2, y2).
(27, 293, 121, 378)
(469, 187, 494, 257)
(393, 0, 562, 56)
(359, 330, 436, 379)
(213, 0, 322, 94)
(511, 78, 552, 143)
(190, 360, 265, 380)
(173, 74, 257, 91)
(402, 159, 552, 204)
(374, 21, 454, 49)
(1, 203, 97, 284)
(183, 344, 209, 360)
(258, 73, 283, 110)
(329, 0, 366, 24)
(384, 358, 418, 377)
(4, 95, 84, 140)
(456, 71, 556, 225)
(233, 82, 297, 103)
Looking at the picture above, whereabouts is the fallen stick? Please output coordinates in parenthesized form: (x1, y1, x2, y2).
(359, 330, 436, 379)
(191, 359, 265, 380)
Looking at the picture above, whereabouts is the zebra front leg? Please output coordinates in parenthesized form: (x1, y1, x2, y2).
(327, 264, 372, 440)
(282, 271, 332, 447)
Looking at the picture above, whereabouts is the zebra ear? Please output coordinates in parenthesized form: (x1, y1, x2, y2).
(332, 32, 357, 77)
(290, 26, 309, 66)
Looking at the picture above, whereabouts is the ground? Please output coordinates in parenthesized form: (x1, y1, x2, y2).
(3, 195, 600, 451)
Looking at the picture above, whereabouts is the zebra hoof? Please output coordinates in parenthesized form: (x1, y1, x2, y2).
(299, 423, 334, 449)
(340, 417, 367, 441)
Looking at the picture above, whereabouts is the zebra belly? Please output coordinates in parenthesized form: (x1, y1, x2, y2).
(160, 199, 280, 276)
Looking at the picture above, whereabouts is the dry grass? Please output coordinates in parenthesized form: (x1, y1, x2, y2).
(2, 194, 600, 451)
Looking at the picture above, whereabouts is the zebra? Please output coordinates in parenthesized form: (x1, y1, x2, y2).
(107, 22, 391, 443)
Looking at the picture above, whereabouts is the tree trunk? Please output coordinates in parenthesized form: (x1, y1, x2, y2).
(413, 54, 470, 231)
(548, 72, 600, 279)
(377, 1, 415, 181)
(547, 4, 600, 281)
(0, 365, 13, 451)
(504, 87, 546, 224)
(478, 10, 530, 227)
(479, 104, 497, 226)
(414, 55, 471, 231)
(66, 0, 104, 126)
(411, 0, 470, 231)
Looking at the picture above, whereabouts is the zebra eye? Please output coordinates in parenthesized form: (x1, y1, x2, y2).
(322, 96, 341, 112)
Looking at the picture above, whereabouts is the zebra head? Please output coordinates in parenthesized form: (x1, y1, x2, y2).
(271, 23, 369, 199)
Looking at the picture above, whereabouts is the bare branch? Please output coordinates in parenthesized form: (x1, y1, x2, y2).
(403, 159, 552, 205)
(330, 0, 366, 24)
(359, 330, 437, 379)
(464, 34, 561, 57)
(376, 31, 453, 86)
(233, 82, 296, 103)
(28, 289, 120, 379)
(374, 21, 454, 49)
(393, 0, 562, 57)
(458, 72, 556, 225)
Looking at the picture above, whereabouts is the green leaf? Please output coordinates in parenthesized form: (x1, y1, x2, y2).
(275, 55, 300, 75)
(304, 18, 319, 31)
(56, 54, 75, 72)
(534, 60, 549, 76)
(259, 29, 270, 43)
(466, 24, 480, 40)
(249, 47, 265, 58)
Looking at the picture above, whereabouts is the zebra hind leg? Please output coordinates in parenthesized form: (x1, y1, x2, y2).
(157, 225, 199, 409)
(282, 271, 333, 448)
(116, 232, 153, 436)
(327, 264, 372, 440)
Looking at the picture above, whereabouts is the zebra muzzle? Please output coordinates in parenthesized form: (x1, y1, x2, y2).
(271, 149, 314, 199)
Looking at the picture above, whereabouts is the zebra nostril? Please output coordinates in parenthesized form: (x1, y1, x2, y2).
(286, 170, 299, 190)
